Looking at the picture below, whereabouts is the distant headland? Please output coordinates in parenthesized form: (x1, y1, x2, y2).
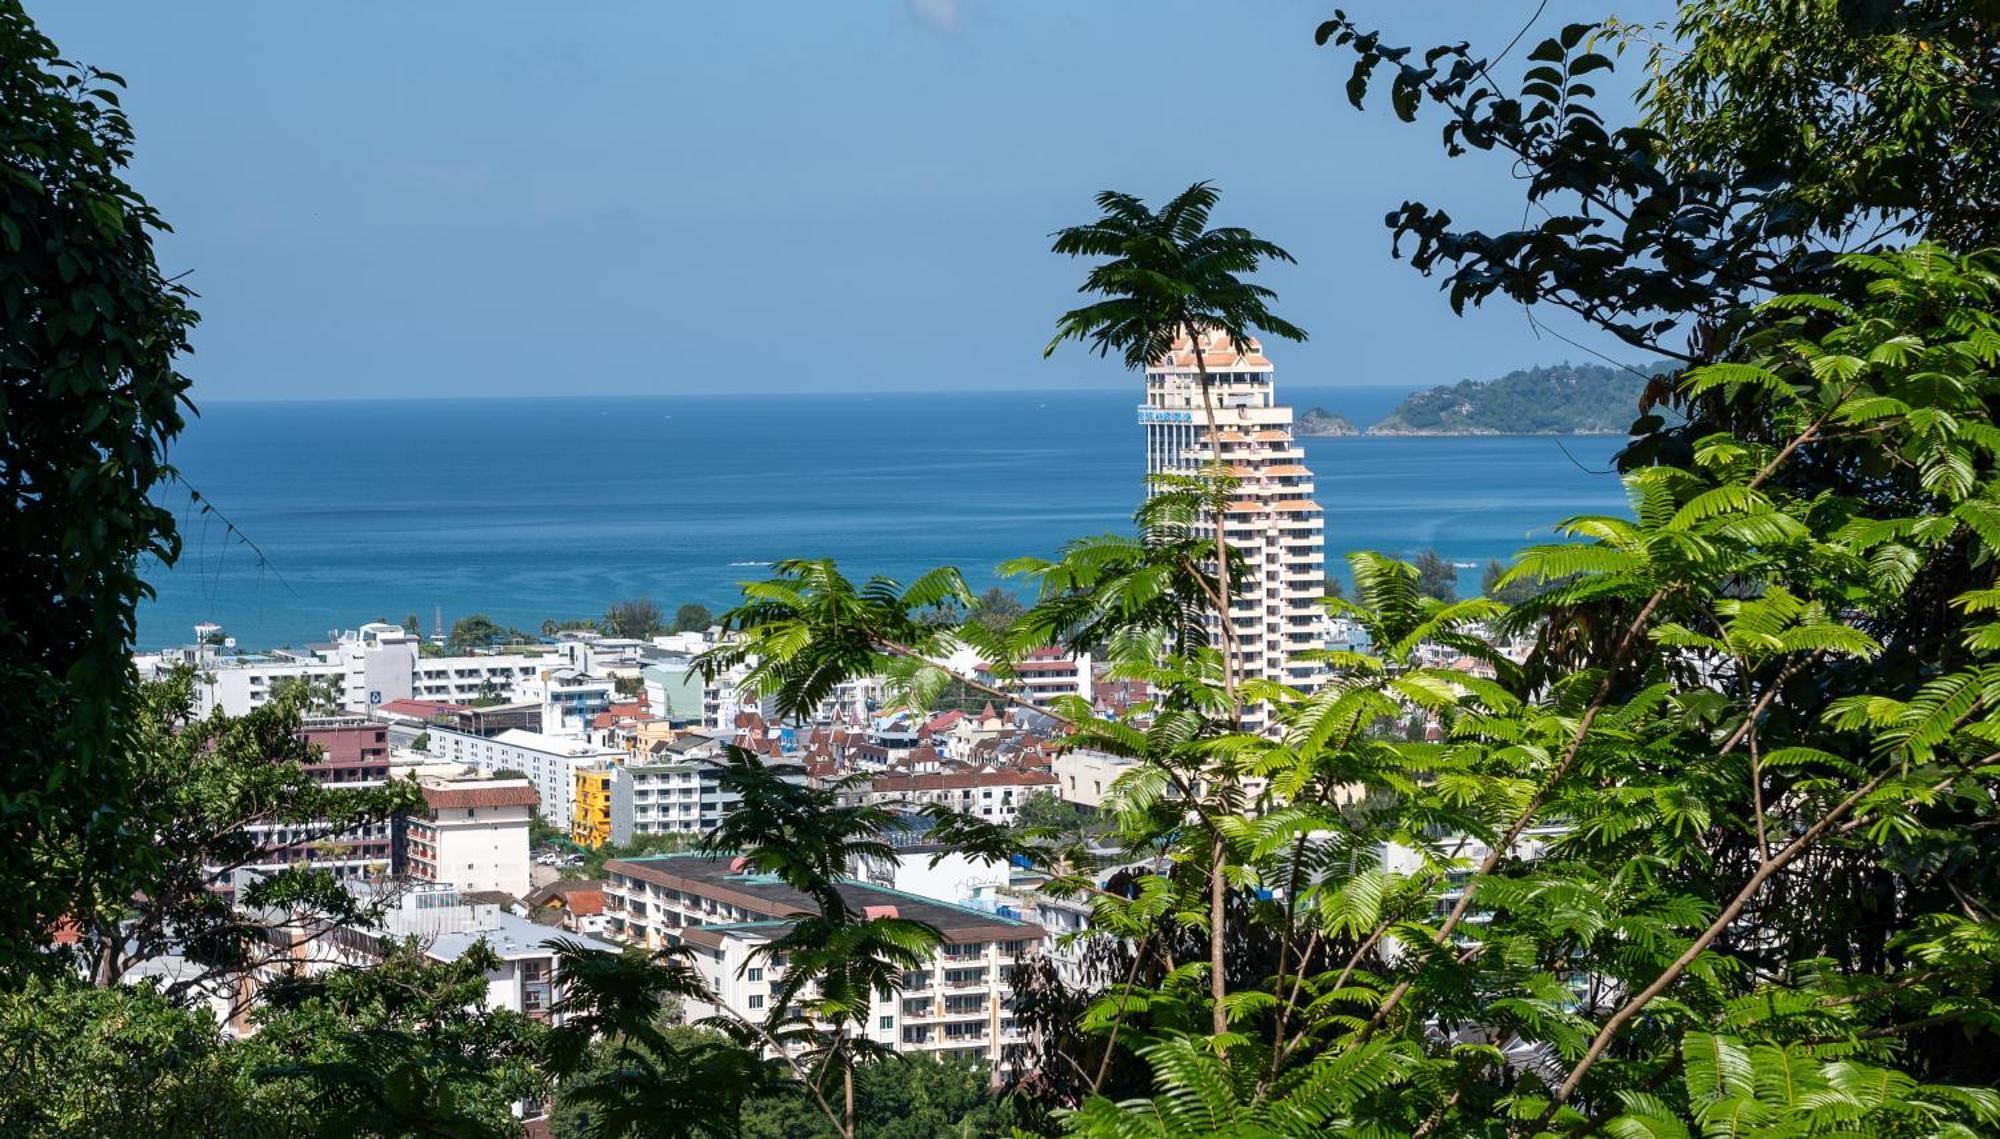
(1307, 362, 1678, 437)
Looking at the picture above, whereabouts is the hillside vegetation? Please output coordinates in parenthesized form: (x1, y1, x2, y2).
(1368, 361, 1672, 435)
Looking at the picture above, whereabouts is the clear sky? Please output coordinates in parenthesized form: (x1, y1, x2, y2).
(35, 1, 1671, 402)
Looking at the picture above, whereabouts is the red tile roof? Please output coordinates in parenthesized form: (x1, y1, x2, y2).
(868, 769, 1059, 794)
(380, 698, 465, 718)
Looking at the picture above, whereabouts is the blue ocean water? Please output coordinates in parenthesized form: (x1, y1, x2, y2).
(138, 387, 1630, 650)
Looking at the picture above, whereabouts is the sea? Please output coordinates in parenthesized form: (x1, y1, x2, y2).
(137, 386, 1630, 650)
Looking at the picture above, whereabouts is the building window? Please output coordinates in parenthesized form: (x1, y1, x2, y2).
(879, 1015, 894, 1030)
(748, 995, 764, 1010)
(747, 967, 763, 982)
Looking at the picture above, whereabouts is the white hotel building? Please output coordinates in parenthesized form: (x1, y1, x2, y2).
(1141, 331, 1329, 729)
(604, 854, 1043, 1072)
(143, 622, 597, 719)
(426, 726, 622, 828)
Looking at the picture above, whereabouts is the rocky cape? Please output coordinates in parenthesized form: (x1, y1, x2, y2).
(1296, 408, 1359, 436)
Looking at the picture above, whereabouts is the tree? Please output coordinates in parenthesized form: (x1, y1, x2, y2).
(671, 603, 714, 633)
(1409, 548, 1456, 602)
(1047, 180, 1305, 1034)
(544, 617, 604, 638)
(544, 941, 769, 1139)
(603, 598, 666, 640)
(739, 1055, 1011, 1139)
(267, 673, 343, 714)
(0, 977, 270, 1136)
(250, 939, 548, 1136)
(1480, 557, 1537, 607)
(449, 613, 511, 653)
(702, 750, 945, 1139)
(403, 613, 422, 635)
(580, 831, 694, 879)
(1049, 246, 2000, 1138)
(1012, 790, 1090, 838)
(411, 730, 431, 752)
(71, 670, 422, 993)
(966, 586, 1023, 634)
(0, 2, 201, 971)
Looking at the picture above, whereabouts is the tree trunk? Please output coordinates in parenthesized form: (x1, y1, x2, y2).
(843, 1055, 856, 1139)
(1181, 320, 1238, 1038)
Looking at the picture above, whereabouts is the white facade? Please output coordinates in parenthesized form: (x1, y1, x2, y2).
(856, 770, 1061, 826)
(1052, 748, 1137, 809)
(850, 848, 1013, 907)
(154, 622, 600, 719)
(602, 857, 1043, 1072)
(1143, 331, 1329, 730)
(608, 758, 742, 844)
(404, 778, 537, 898)
(426, 727, 621, 826)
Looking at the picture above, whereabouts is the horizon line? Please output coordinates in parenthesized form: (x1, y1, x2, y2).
(191, 380, 1427, 406)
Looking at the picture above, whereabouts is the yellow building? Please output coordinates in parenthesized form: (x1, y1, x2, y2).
(572, 766, 615, 848)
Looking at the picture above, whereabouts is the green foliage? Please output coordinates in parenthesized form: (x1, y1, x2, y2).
(268, 673, 344, 714)
(700, 749, 952, 1138)
(1410, 548, 1457, 602)
(739, 1055, 1012, 1139)
(581, 830, 694, 879)
(72, 670, 421, 991)
(0, 1, 201, 972)
(698, 559, 983, 721)
(1013, 789, 1092, 838)
(692, 225, 2000, 1139)
(544, 941, 770, 1139)
(1371, 362, 1673, 435)
(0, 978, 269, 1136)
(545, 617, 606, 637)
(250, 940, 547, 1137)
(968, 586, 1025, 634)
(1481, 558, 1537, 607)
(1045, 181, 1305, 371)
(672, 602, 715, 633)
(1048, 246, 2000, 1139)
(1296, 407, 1358, 436)
(449, 614, 530, 653)
(604, 598, 667, 640)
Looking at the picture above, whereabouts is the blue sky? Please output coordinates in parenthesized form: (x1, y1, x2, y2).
(36, 1, 1671, 401)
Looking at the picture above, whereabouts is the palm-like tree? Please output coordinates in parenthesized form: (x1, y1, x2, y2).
(1047, 181, 1306, 715)
(699, 749, 944, 1139)
(542, 940, 770, 1139)
(1047, 181, 1304, 1035)
(695, 560, 1039, 725)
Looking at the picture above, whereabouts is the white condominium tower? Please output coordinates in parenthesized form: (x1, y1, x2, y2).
(1140, 331, 1327, 728)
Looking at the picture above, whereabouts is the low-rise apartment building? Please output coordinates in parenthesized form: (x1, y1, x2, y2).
(401, 778, 536, 898)
(235, 716, 397, 881)
(602, 854, 1044, 1071)
(600, 732, 741, 844)
(975, 648, 1094, 710)
(855, 768, 1060, 826)
(426, 726, 621, 827)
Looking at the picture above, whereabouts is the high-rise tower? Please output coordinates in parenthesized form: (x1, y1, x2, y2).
(1140, 331, 1327, 728)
